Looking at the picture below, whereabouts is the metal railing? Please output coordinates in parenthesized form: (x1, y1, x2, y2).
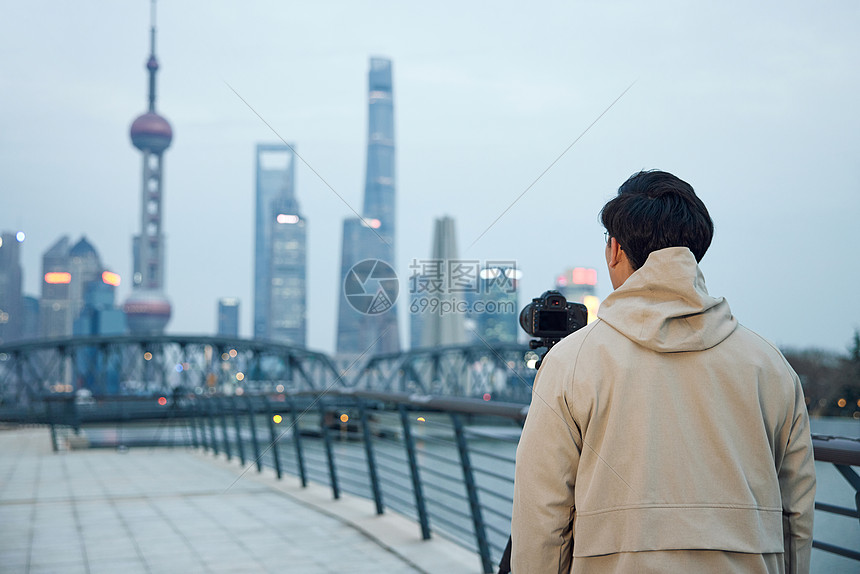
(811, 435, 860, 562)
(31, 392, 860, 572)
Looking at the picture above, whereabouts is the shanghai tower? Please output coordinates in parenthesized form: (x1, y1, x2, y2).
(336, 58, 400, 357)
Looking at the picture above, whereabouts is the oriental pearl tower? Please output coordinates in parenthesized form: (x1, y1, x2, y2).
(123, 0, 173, 334)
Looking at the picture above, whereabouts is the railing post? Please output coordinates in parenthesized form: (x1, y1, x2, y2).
(189, 400, 200, 449)
(399, 404, 431, 540)
(833, 464, 860, 527)
(318, 397, 340, 499)
(217, 397, 232, 461)
(206, 399, 219, 456)
(452, 413, 492, 573)
(197, 402, 209, 451)
(263, 396, 283, 479)
(245, 394, 262, 472)
(46, 400, 59, 453)
(287, 395, 307, 487)
(231, 396, 246, 466)
(358, 399, 384, 514)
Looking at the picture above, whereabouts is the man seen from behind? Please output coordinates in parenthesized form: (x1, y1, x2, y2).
(511, 170, 816, 573)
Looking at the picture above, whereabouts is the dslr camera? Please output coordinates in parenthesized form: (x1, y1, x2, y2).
(519, 290, 588, 350)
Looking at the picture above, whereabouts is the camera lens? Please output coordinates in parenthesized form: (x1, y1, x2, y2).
(519, 304, 535, 336)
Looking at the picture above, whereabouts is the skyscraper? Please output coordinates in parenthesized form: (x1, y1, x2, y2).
(253, 144, 307, 345)
(40, 236, 73, 338)
(469, 265, 520, 345)
(217, 298, 240, 337)
(124, 2, 172, 335)
(336, 58, 400, 356)
(412, 216, 467, 348)
(39, 236, 122, 339)
(0, 232, 24, 345)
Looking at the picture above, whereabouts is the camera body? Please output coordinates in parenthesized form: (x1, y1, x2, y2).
(519, 290, 588, 342)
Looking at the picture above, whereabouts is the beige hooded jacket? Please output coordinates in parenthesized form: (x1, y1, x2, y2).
(511, 247, 815, 573)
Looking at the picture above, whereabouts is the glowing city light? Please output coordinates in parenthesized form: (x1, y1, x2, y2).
(221, 353, 229, 361)
(235, 387, 244, 396)
(16, 231, 25, 242)
(236, 372, 245, 381)
(102, 271, 121, 286)
(175, 364, 183, 372)
(583, 295, 600, 324)
(483, 393, 492, 401)
(340, 414, 349, 423)
(277, 214, 300, 224)
(275, 384, 285, 393)
(363, 218, 381, 229)
(157, 396, 167, 406)
(273, 414, 283, 424)
(144, 352, 153, 361)
(229, 349, 238, 358)
(44, 272, 72, 284)
(417, 417, 426, 422)
(571, 267, 597, 286)
(838, 398, 847, 408)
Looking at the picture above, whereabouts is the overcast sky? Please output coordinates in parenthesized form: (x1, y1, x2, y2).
(2, 0, 858, 354)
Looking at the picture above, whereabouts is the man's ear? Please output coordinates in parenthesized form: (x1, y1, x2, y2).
(607, 238, 625, 269)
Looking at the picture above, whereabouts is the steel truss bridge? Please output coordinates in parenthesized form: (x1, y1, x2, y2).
(0, 335, 538, 408)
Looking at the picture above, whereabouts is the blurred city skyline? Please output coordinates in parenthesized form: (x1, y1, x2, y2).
(2, 1, 858, 354)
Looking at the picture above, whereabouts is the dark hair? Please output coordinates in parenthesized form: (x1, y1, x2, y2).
(599, 170, 713, 270)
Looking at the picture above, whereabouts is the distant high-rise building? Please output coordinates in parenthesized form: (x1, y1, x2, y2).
(73, 275, 126, 337)
(336, 57, 400, 356)
(68, 237, 103, 321)
(124, 4, 173, 335)
(469, 265, 520, 345)
(253, 144, 307, 345)
(40, 236, 73, 338)
(20, 296, 39, 341)
(0, 232, 24, 345)
(412, 216, 467, 348)
(217, 298, 240, 338)
(270, 200, 306, 345)
(555, 267, 600, 323)
(39, 236, 122, 339)
(73, 275, 125, 394)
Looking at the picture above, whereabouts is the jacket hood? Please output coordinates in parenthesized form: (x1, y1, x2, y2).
(597, 247, 737, 352)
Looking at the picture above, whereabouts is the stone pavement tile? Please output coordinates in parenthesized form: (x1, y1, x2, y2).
(29, 564, 88, 574)
(29, 540, 84, 559)
(259, 555, 327, 573)
(88, 558, 150, 574)
(1, 550, 28, 572)
(146, 556, 209, 574)
(0, 532, 30, 552)
(85, 542, 141, 562)
(29, 545, 86, 564)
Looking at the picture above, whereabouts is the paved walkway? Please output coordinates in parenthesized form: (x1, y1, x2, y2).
(0, 427, 482, 574)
